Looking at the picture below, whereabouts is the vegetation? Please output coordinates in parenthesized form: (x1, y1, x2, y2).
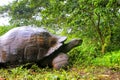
(0, 65, 120, 80)
(0, 0, 120, 79)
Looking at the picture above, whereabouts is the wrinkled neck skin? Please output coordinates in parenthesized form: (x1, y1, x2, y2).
(60, 39, 83, 53)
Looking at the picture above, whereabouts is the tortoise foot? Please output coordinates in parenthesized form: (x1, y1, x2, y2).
(52, 53, 68, 70)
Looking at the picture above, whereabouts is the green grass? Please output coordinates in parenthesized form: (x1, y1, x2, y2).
(92, 50, 120, 68)
(0, 26, 16, 36)
(0, 64, 120, 80)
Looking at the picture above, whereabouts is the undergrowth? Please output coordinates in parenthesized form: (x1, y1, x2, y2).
(92, 50, 120, 68)
(0, 26, 15, 36)
(0, 64, 120, 80)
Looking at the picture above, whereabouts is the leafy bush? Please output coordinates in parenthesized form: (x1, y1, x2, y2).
(107, 26, 120, 51)
(92, 50, 120, 67)
(0, 26, 15, 35)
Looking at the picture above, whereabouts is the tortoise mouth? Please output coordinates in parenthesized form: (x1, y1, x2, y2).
(71, 38, 83, 46)
(77, 39, 83, 45)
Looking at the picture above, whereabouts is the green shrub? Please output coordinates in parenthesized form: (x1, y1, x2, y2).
(0, 26, 15, 35)
(92, 50, 120, 67)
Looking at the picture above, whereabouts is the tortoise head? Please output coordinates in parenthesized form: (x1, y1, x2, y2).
(70, 39, 83, 47)
(61, 39, 83, 53)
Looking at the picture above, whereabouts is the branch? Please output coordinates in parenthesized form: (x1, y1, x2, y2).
(95, 13, 104, 45)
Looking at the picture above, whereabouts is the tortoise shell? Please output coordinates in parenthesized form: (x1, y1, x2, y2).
(0, 26, 67, 65)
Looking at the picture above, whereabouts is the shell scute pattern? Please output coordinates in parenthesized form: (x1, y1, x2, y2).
(0, 26, 65, 64)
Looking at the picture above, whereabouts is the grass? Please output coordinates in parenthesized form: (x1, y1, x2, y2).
(0, 64, 120, 80)
(92, 50, 120, 68)
(0, 26, 16, 36)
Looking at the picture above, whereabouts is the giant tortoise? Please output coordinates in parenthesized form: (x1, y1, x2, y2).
(0, 26, 82, 69)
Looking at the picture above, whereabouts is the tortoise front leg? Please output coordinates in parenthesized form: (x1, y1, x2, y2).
(52, 53, 68, 70)
(37, 52, 68, 70)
